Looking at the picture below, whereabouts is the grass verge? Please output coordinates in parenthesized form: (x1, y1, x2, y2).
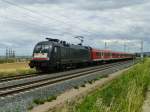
(0, 62, 36, 77)
(71, 59, 150, 112)
(0, 69, 36, 77)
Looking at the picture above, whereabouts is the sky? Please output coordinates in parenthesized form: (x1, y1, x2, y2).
(0, 0, 150, 56)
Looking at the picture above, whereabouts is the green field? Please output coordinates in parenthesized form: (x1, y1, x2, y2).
(0, 62, 36, 77)
(63, 59, 150, 112)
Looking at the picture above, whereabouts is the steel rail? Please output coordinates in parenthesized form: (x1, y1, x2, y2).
(0, 73, 42, 82)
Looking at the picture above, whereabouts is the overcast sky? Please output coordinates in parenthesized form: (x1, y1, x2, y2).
(0, 0, 150, 56)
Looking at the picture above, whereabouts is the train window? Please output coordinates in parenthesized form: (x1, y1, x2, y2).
(102, 52, 104, 57)
(54, 47, 57, 53)
(66, 48, 69, 57)
(104, 53, 105, 57)
(110, 53, 112, 57)
(34, 44, 51, 53)
(61, 47, 66, 58)
(103, 52, 104, 56)
(96, 52, 99, 57)
(105, 53, 109, 57)
(96, 52, 101, 57)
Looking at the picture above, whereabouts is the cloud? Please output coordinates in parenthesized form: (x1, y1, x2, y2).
(0, 0, 150, 55)
(2, 0, 149, 10)
(75, 0, 149, 10)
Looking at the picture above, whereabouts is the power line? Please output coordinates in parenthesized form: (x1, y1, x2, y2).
(124, 41, 126, 52)
(105, 41, 107, 50)
(5, 48, 16, 59)
(140, 38, 144, 61)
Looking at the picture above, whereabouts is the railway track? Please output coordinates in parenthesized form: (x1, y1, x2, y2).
(0, 65, 106, 82)
(0, 60, 131, 82)
(0, 60, 134, 98)
(0, 72, 44, 82)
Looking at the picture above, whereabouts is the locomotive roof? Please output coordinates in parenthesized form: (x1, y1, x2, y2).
(36, 41, 51, 45)
(37, 41, 91, 50)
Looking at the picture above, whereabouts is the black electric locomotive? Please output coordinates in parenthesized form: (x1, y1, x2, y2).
(29, 38, 91, 71)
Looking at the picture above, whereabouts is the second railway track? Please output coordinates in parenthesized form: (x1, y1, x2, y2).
(0, 60, 134, 98)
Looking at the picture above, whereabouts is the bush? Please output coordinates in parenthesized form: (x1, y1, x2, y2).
(47, 96, 57, 102)
(33, 99, 45, 105)
(33, 96, 57, 105)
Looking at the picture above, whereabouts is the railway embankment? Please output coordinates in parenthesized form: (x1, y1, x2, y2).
(0, 61, 133, 112)
(31, 59, 150, 112)
(73, 59, 150, 112)
(31, 66, 132, 112)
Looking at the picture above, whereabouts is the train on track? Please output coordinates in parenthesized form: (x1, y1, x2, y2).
(29, 38, 135, 71)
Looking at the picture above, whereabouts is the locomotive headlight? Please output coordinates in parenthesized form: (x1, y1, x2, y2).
(33, 53, 48, 58)
(32, 53, 49, 60)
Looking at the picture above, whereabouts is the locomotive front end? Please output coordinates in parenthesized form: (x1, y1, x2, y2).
(29, 42, 52, 71)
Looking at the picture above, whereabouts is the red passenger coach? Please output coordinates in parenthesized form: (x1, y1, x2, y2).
(91, 48, 112, 61)
(91, 48, 102, 61)
(91, 48, 134, 62)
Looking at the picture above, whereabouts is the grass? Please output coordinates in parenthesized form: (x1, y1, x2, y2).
(47, 96, 57, 102)
(66, 59, 150, 112)
(0, 59, 16, 64)
(33, 99, 45, 105)
(27, 104, 34, 110)
(88, 80, 93, 84)
(74, 75, 108, 90)
(0, 62, 36, 77)
(74, 86, 79, 89)
(33, 96, 57, 105)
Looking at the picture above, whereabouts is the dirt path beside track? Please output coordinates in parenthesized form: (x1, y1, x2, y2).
(142, 87, 150, 112)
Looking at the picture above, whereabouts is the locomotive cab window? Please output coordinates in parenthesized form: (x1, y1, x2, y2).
(34, 44, 52, 53)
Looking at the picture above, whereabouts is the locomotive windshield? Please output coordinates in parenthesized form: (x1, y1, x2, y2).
(34, 44, 52, 53)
